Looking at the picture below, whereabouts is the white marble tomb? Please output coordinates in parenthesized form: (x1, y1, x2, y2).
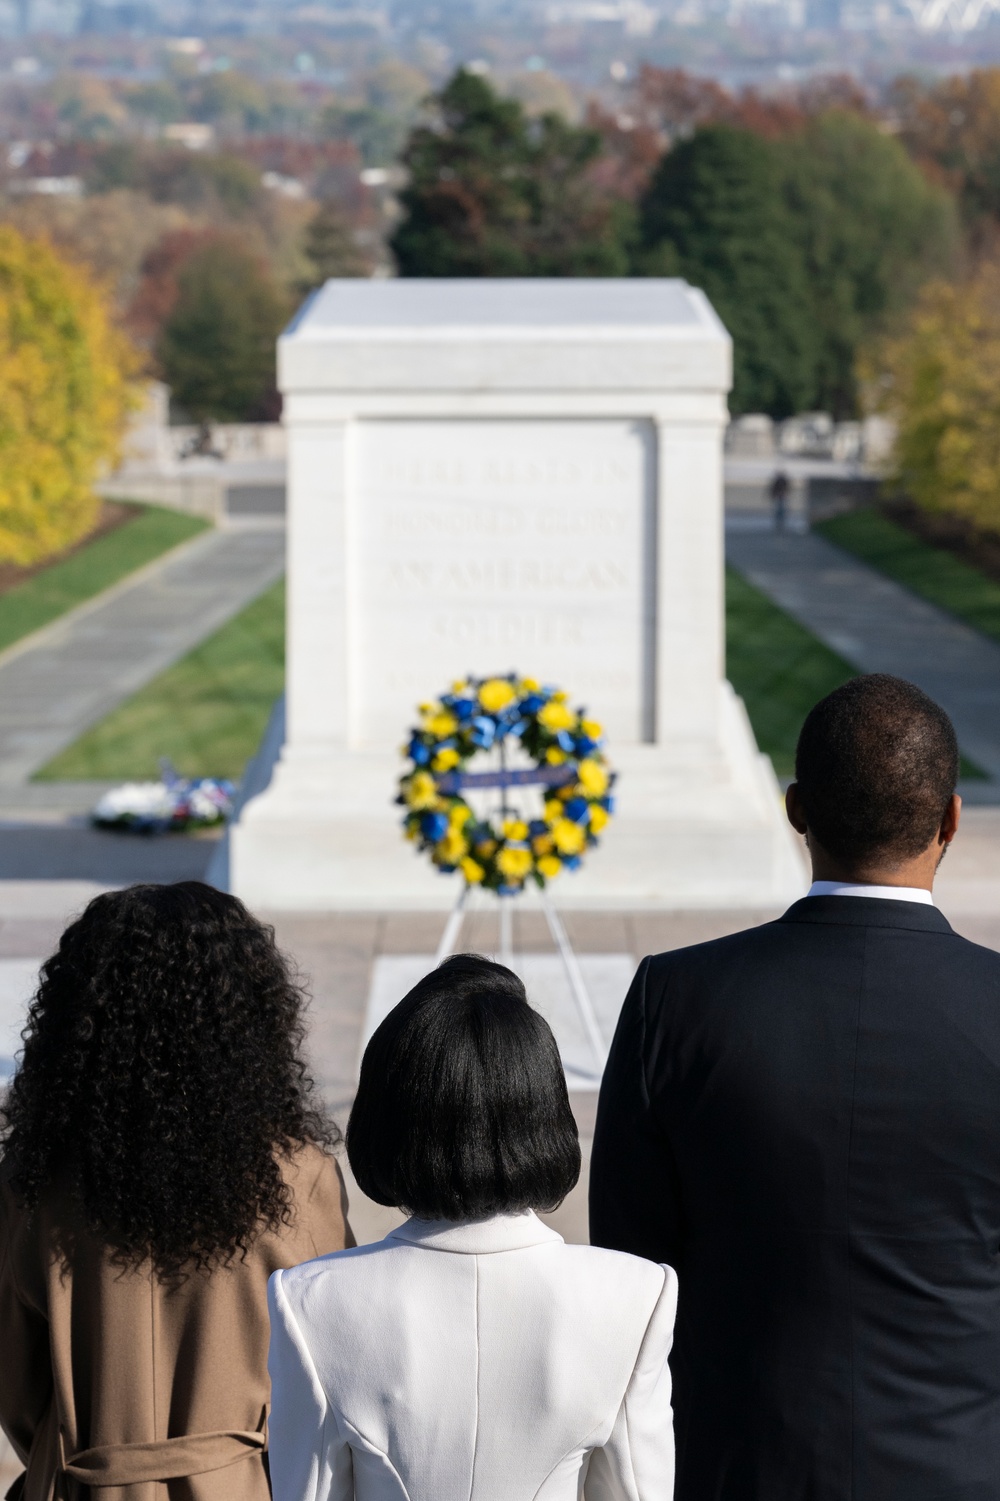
(227, 279, 805, 909)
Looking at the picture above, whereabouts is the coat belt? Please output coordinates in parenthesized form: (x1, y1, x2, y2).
(57, 1408, 267, 1488)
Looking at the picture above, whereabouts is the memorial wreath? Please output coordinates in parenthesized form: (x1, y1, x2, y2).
(398, 674, 615, 894)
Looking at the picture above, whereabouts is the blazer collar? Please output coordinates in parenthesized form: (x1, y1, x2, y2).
(386, 1210, 563, 1255)
(780, 894, 953, 935)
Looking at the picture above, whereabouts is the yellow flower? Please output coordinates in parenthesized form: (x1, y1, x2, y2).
(552, 818, 586, 856)
(424, 710, 458, 738)
(545, 746, 566, 765)
(452, 679, 470, 694)
(436, 826, 468, 864)
(589, 804, 610, 835)
(432, 746, 460, 772)
(503, 818, 529, 841)
(543, 799, 563, 822)
(478, 677, 516, 714)
(519, 676, 540, 693)
(537, 855, 563, 879)
(577, 759, 609, 798)
(497, 846, 533, 880)
(449, 802, 473, 827)
(581, 718, 603, 740)
(475, 838, 497, 858)
(538, 700, 576, 733)
(460, 856, 485, 884)
(532, 833, 554, 855)
(404, 771, 438, 809)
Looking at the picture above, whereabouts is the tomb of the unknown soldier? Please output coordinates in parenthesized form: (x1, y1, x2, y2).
(226, 278, 805, 910)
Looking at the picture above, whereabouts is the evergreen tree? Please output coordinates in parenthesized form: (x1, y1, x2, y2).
(637, 125, 820, 416)
(157, 240, 289, 423)
(391, 69, 631, 277)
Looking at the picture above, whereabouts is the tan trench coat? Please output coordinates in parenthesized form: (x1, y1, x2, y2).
(0, 1143, 354, 1501)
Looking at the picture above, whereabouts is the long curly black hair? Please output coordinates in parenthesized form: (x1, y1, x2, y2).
(0, 881, 337, 1274)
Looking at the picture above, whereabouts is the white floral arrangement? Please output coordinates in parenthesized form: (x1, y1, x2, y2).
(92, 764, 235, 834)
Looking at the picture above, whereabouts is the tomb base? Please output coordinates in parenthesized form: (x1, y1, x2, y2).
(227, 683, 806, 912)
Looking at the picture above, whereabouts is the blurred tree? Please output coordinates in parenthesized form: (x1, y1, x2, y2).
(321, 61, 429, 168)
(298, 199, 368, 290)
(0, 190, 187, 313)
(156, 239, 289, 422)
(637, 125, 819, 415)
(780, 112, 957, 415)
(873, 263, 1000, 530)
(892, 70, 1000, 229)
(0, 227, 137, 565)
(391, 68, 631, 277)
(126, 227, 216, 351)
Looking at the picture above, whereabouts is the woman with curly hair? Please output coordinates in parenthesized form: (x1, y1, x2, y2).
(0, 880, 353, 1501)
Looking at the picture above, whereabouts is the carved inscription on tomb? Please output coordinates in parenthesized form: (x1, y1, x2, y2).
(355, 420, 654, 745)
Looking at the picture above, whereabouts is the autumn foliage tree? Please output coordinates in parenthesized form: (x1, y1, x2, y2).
(0, 227, 136, 566)
(874, 262, 1000, 532)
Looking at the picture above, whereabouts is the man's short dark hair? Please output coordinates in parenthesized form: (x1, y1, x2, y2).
(794, 674, 959, 868)
(347, 953, 581, 1222)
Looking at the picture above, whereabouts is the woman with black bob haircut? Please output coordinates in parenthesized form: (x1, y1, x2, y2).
(268, 954, 678, 1501)
(0, 881, 354, 1501)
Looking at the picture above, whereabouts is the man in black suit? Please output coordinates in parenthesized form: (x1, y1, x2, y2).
(590, 673, 1000, 1499)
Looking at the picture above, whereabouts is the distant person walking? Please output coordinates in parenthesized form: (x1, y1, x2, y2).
(0, 881, 354, 1501)
(769, 468, 791, 531)
(591, 674, 1000, 1499)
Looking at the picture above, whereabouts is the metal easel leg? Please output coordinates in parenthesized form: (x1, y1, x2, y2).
(539, 892, 608, 1075)
(434, 885, 469, 965)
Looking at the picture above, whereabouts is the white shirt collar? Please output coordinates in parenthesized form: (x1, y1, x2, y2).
(808, 880, 934, 907)
(387, 1210, 563, 1255)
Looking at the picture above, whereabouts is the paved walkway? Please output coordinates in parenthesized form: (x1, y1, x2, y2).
(0, 529, 285, 786)
(727, 528, 1000, 784)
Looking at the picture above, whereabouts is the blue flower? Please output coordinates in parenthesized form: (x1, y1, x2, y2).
(564, 797, 589, 823)
(575, 735, 598, 756)
(519, 694, 544, 714)
(528, 819, 548, 837)
(453, 697, 476, 722)
(470, 716, 496, 749)
(421, 812, 449, 843)
(562, 855, 582, 871)
(409, 737, 431, 765)
(556, 730, 576, 752)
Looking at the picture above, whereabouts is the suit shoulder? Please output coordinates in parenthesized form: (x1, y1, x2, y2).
(643, 920, 783, 983)
(544, 1242, 670, 1311)
(941, 927, 1000, 970)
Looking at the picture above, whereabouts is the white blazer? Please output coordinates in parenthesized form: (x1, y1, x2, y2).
(267, 1210, 677, 1501)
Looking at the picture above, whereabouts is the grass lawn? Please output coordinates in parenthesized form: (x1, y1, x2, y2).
(37, 564, 983, 787)
(726, 566, 856, 777)
(727, 563, 985, 780)
(0, 504, 209, 656)
(817, 509, 1000, 645)
(36, 579, 285, 783)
